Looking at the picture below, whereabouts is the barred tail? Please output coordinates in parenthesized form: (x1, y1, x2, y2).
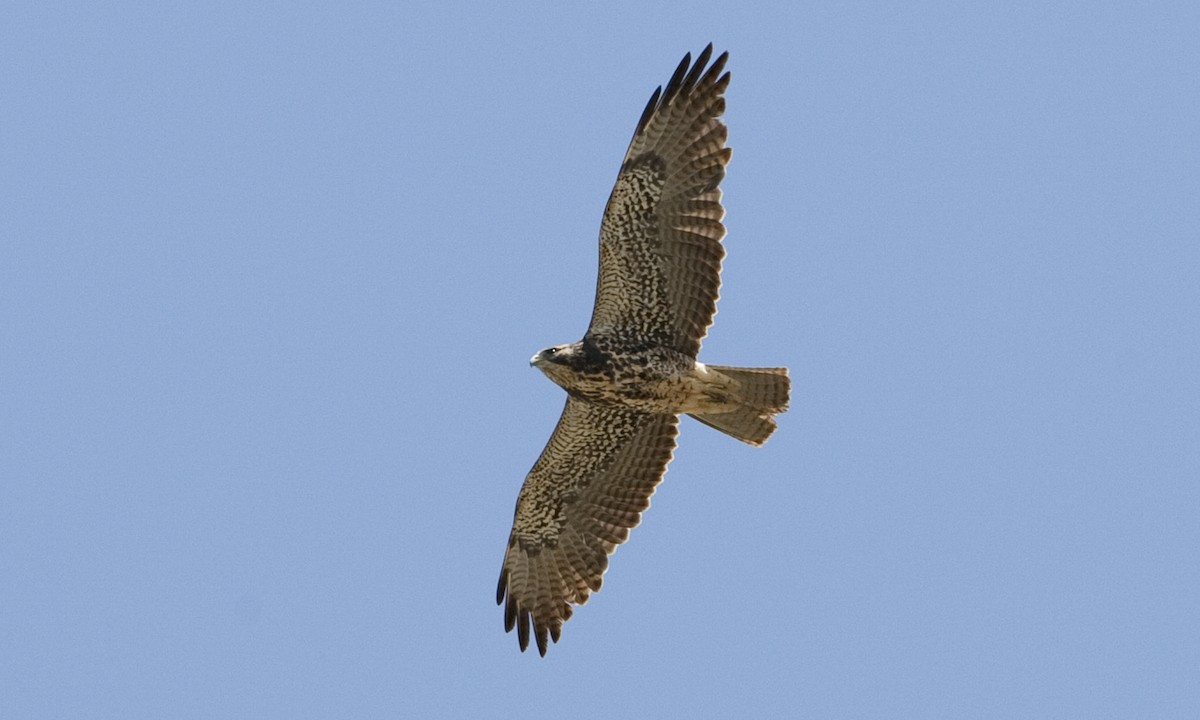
(687, 365, 790, 446)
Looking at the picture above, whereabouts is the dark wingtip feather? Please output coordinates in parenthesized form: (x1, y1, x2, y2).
(661, 50, 692, 106)
(496, 567, 507, 605)
(632, 46, 728, 141)
(517, 608, 532, 652)
(504, 591, 517, 632)
(712, 61, 730, 92)
(681, 44, 713, 90)
(634, 85, 663, 136)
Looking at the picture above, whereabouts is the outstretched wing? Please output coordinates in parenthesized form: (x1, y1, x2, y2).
(497, 398, 678, 655)
(587, 45, 731, 357)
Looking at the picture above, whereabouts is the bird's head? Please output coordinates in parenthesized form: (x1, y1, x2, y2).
(530, 344, 575, 368)
(529, 342, 591, 388)
(530, 340, 608, 393)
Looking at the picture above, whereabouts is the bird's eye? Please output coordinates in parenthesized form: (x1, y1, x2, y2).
(545, 348, 557, 355)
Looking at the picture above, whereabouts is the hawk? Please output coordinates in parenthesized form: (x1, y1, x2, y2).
(497, 45, 790, 655)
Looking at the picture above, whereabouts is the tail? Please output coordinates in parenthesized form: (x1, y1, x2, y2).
(688, 365, 790, 446)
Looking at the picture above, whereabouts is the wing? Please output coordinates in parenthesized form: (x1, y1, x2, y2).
(497, 397, 678, 655)
(587, 45, 731, 357)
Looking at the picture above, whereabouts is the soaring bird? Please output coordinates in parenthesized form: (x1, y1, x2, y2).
(497, 45, 789, 655)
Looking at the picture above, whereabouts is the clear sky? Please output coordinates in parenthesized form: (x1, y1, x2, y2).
(3, 2, 1198, 718)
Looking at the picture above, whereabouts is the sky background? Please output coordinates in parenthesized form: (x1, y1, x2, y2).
(3, 2, 1198, 718)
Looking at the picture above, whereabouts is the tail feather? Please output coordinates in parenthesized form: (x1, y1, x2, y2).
(688, 365, 789, 446)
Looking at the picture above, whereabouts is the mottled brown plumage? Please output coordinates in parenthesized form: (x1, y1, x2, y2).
(497, 45, 789, 655)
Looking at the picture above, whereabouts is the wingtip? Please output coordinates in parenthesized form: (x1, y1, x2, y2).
(517, 608, 532, 651)
(684, 44, 714, 88)
(633, 46, 727, 140)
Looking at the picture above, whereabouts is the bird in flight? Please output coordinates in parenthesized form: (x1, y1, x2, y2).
(497, 45, 789, 655)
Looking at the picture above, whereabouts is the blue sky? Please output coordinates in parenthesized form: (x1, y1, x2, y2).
(3, 2, 1198, 717)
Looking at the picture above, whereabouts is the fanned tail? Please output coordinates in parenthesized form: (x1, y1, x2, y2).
(688, 365, 789, 446)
